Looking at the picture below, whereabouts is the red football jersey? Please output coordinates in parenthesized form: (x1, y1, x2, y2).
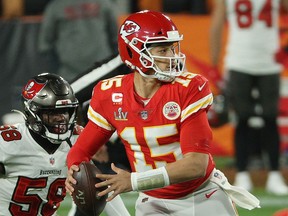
(88, 72, 215, 199)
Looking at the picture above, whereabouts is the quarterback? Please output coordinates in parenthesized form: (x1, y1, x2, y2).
(66, 11, 260, 215)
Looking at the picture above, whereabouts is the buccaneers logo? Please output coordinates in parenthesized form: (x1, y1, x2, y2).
(22, 79, 46, 100)
(120, 20, 140, 37)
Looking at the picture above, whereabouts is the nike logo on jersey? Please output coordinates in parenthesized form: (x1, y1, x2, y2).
(205, 189, 217, 199)
(198, 82, 206, 91)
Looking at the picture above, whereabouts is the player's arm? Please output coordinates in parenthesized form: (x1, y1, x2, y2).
(164, 75, 214, 183)
(129, 75, 214, 190)
(166, 110, 212, 183)
(67, 121, 113, 168)
(209, 1, 226, 89)
(210, 0, 226, 67)
(128, 110, 212, 192)
(67, 81, 115, 168)
(168, 152, 209, 182)
(66, 121, 113, 193)
(95, 76, 214, 201)
(95, 111, 213, 201)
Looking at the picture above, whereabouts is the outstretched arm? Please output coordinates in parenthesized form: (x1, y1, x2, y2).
(95, 153, 210, 202)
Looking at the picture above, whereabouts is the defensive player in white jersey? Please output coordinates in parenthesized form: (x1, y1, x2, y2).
(65, 11, 260, 215)
(0, 73, 79, 216)
(0, 73, 130, 216)
(210, 0, 288, 194)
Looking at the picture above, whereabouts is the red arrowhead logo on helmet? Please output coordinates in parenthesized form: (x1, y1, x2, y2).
(120, 20, 140, 37)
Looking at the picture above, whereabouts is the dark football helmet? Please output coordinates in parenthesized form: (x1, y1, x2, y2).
(21, 73, 79, 143)
(118, 10, 186, 82)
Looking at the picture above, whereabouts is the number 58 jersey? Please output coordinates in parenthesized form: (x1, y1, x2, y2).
(88, 72, 215, 199)
(0, 124, 77, 216)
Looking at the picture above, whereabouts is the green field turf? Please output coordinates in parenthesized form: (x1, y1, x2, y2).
(57, 189, 288, 216)
(57, 157, 288, 215)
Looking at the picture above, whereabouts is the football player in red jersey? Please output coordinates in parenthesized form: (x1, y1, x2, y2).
(66, 11, 260, 215)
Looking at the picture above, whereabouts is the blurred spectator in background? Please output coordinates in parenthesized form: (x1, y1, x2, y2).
(0, 0, 55, 125)
(0, 0, 135, 20)
(38, 0, 118, 82)
(210, 0, 288, 195)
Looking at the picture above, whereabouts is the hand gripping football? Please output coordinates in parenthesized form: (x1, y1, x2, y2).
(72, 162, 107, 216)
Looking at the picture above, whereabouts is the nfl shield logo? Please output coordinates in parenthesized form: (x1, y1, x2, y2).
(49, 157, 55, 165)
(140, 111, 148, 120)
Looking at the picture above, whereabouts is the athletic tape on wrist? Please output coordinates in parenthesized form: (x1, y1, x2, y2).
(131, 167, 170, 191)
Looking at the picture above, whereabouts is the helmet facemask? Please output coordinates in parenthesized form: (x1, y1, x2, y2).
(24, 100, 78, 144)
(123, 33, 186, 82)
(38, 107, 77, 143)
(143, 41, 186, 82)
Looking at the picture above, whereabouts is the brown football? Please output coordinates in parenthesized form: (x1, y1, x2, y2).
(72, 162, 107, 216)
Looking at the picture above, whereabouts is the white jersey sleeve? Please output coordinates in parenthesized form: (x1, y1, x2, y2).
(0, 124, 73, 216)
(225, 0, 282, 74)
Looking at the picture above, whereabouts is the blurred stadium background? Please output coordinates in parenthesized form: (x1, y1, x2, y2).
(1, 2, 288, 216)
